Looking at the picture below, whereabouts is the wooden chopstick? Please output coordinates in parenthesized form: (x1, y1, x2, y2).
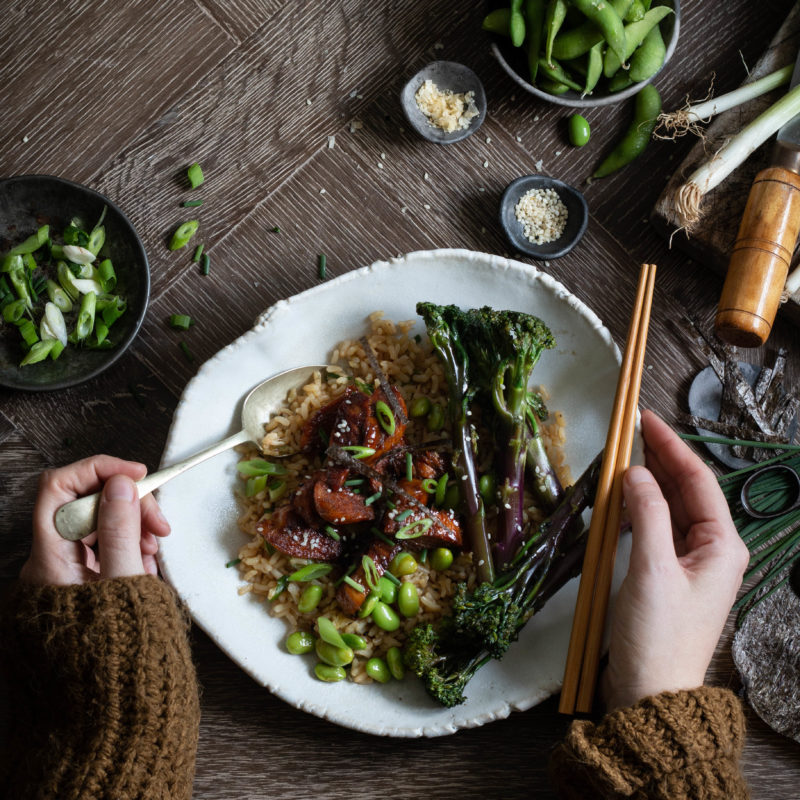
(558, 263, 656, 715)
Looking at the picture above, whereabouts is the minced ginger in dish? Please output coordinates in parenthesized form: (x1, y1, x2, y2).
(414, 80, 478, 133)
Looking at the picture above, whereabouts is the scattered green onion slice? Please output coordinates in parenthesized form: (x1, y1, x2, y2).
(289, 563, 333, 582)
(20, 340, 56, 366)
(226, 558, 242, 568)
(324, 525, 341, 541)
(395, 509, 413, 523)
(381, 570, 401, 586)
(341, 445, 376, 459)
(182, 199, 203, 208)
(236, 459, 287, 477)
(17, 319, 39, 347)
(317, 616, 348, 648)
(269, 574, 290, 601)
(435, 473, 448, 506)
(187, 162, 204, 188)
(86, 226, 106, 256)
(362, 555, 380, 590)
(405, 451, 413, 481)
(375, 400, 396, 436)
(421, 478, 439, 494)
(371, 527, 395, 546)
(343, 575, 366, 593)
(74, 291, 96, 340)
(246, 475, 268, 497)
(318, 253, 327, 279)
(396, 517, 433, 540)
(179, 341, 195, 361)
(168, 314, 194, 330)
(364, 491, 382, 506)
(96, 259, 116, 291)
(169, 220, 199, 250)
(9, 225, 49, 255)
(201, 253, 210, 275)
(192, 244, 204, 263)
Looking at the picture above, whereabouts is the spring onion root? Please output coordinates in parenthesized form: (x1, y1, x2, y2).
(670, 82, 800, 230)
(657, 65, 793, 139)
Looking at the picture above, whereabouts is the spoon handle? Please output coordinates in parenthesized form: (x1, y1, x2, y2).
(54, 428, 251, 541)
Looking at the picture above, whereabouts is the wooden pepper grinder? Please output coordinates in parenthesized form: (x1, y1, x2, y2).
(715, 142, 800, 348)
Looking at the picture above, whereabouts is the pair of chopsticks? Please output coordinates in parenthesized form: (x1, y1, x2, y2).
(559, 262, 657, 715)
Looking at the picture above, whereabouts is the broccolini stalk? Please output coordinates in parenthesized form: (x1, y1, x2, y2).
(461, 308, 556, 569)
(404, 452, 601, 707)
(416, 302, 494, 584)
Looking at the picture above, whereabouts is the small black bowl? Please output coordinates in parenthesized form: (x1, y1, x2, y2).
(0, 175, 149, 391)
(500, 175, 588, 259)
(400, 61, 487, 144)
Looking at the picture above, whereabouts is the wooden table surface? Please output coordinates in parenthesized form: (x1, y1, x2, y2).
(2, 1, 799, 797)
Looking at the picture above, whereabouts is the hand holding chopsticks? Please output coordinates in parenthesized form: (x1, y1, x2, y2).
(559, 263, 656, 714)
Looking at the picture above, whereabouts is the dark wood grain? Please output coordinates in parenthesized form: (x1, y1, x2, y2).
(2, 1, 800, 797)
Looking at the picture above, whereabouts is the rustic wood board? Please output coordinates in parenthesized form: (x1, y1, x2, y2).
(652, 3, 800, 325)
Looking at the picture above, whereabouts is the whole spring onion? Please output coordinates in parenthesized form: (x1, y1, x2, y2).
(657, 65, 793, 138)
(672, 82, 800, 230)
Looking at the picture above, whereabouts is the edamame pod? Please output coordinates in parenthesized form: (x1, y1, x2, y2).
(510, 0, 526, 47)
(602, 6, 672, 78)
(550, 0, 631, 61)
(570, 0, 627, 67)
(525, 0, 545, 83)
(593, 84, 661, 178)
(537, 57, 583, 93)
(583, 42, 604, 96)
(625, 0, 645, 22)
(482, 8, 511, 36)
(608, 71, 634, 93)
(544, 0, 568, 66)
(629, 21, 666, 82)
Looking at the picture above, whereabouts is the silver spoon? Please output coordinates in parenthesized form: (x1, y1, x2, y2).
(54, 364, 332, 541)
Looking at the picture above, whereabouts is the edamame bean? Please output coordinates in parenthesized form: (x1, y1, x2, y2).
(409, 396, 431, 418)
(386, 646, 405, 680)
(315, 638, 355, 667)
(478, 473, 496, 503)
(397, 581, 420, 618)
(298, 584, 323, 614)
(377, 576, 398, 604)
(482, 7, 511, 36)
(389, 552, 417, 578)
(365, 657, 391, 683)
(341, 633, 368, 651)
(286, 631, 315, 655)
(628, 21, 666, 82)
(568, 114, 591, 147)
(431, 547, 454, 572)
(371, 601, 401, 632)
(593, 84, 661, 178)
(358, 590, 380, 619)
(426, 403, 445, 431)
(315, 663, 347, 682)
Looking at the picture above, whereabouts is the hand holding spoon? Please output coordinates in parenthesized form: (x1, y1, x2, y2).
(54, 365, 331, 540)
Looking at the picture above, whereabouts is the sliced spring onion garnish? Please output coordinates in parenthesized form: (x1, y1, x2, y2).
(341, 445, 376, 459)
(96, 259, 116, 291)
(236, 458, 288, 477)
(381, 570, 400, 586)
(168, 314, 194, 330)
(74, 291, 96, 341)
(405, 451, 413, 481)
(289, 563, 333, 582)
(269, 574, 290, 602)
(192, 244, 204, 263)
(317, 616, 348, 647)
(375, 400, 396, 436)
(421, 477, 439, 494)
(342, 575, 366, 593)
(46, 279, 73, 312)
(187, 162, 204, 188)
(435, 473, 449, 506)
(179, 341, 195, 362)
(246, 475, 268, 497)
(371, 527, 395, 546)
(396, 517, 433, 540)
(324, 525, 341, 541)
(317, 253, 327, 279)
(201, 253, 210, 275)
(362, 555, 380, 590)
(182, 199, 203, 208)
(225, 558, 242, 568)
(169, 220, 199, 250)
(364, 491, 382, 506)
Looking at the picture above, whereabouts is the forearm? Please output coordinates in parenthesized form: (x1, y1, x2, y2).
(549, 687, 749, 800)
(0, 575, 200, 800)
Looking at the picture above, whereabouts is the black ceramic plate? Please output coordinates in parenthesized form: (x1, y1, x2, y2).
(500, 175, 588, 259)
(0, 175, 149, 391)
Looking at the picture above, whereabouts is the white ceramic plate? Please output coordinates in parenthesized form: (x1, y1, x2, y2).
(157, 248, 639, 737)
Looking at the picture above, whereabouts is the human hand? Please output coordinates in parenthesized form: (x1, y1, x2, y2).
(19, 455, 171, 586)
(601, 409, 750, 711)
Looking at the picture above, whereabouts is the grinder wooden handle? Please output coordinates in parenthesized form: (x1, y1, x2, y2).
(715, 166, 800, 348)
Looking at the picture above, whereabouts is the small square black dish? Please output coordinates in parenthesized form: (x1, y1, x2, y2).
(500, 175, 588, 259)
(0, 175, 149, 391)
(401, 61, 487, 144)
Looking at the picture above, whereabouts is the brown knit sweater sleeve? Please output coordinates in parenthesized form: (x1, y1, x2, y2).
(0, 575, 200, 800)
(549, 687, 749, 800)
